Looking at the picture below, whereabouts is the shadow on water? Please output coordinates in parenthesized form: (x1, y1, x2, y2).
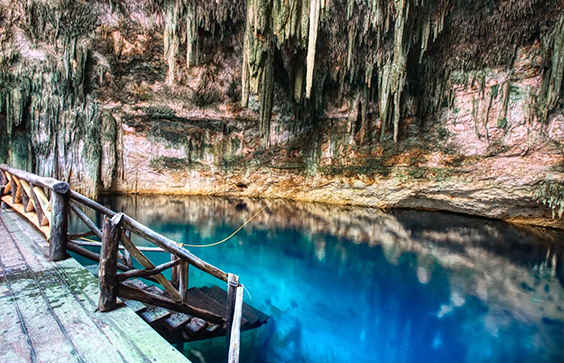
(72, 195, 563, 363)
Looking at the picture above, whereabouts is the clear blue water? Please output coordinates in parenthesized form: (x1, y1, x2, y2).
(73, 195, 564, 363)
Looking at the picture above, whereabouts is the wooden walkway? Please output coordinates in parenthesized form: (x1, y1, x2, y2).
(0, 207, 191, 363)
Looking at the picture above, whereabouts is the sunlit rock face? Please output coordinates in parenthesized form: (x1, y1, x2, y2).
(0, 0, 563, 227)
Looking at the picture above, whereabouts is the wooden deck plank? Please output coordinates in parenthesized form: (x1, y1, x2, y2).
(3, 268, 80, 362)
(1, 208, 192, 363)
(0, 215, 79, 363)
(0, 269, 34, 363)
(2, 195, 50, 238)
(5, 214, 136, 363)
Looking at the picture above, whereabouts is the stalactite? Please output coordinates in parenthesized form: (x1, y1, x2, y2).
(186, 6, 199, 68)
(497, 81, 511, 128)
(379, 60, 392, 142)
(305, 0, 321, 99)
(164, 0, 181, 84)
(259, 49, 275, 146)
(545, 15, 564, 110)
(294, 61, 305, 102)
(391, 0, 410, 143)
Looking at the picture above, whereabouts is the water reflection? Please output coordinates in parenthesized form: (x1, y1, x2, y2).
(90, 195, 563, 363)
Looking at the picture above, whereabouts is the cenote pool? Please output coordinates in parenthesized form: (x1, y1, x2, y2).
(71, 195, 564, 363)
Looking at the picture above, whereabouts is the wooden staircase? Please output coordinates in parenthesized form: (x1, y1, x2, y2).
(1, 165, 265, 361)
(120, 279, 269, 343)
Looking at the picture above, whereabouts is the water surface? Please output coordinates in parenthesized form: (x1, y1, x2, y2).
(81, 195, 563, 363)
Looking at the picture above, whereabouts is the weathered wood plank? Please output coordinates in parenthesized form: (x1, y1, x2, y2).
(69, 202, 103, 240)
(32, 186, 51, 225)
(171, 254, 179, 288)
(0, 218, 79, 363)
(183, 317, 209, 338)
(120, 231, 181, 301)
(27, 183, 47, 227)
(2, 210, 190, 363)
(187, 288, 246, 324)
(228, 285, 244, 363)
(9, 173, 22, 204)
(8, 243, 129, 363)
(179, 262, 189, 303)
(226, 273, 239, 344)
(0, 165, 69, 193)
(49, 190, 69, 261)
(19, 179, 33, 213)
(123, 230, 133, 268)
(164, 312, 192, 331)
(0, 271, 34, 363)
(202, 286, 267, 326)
(68, 230, 95, 240)
(99, 213, 123, 311)
(122, 214, 229, 282)
(1, 169, 11, 195)
(70, 238, 165, 252)
(118, 282, 225, 324)
(2, 195, 50, 237)
(67, 242, 132, 272)
(116, 259, 181, 282)
(69, 189, 228, 281)
(140, 305, 171, 326)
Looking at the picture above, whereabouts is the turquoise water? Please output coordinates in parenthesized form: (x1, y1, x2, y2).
(76, 195, 564, 363)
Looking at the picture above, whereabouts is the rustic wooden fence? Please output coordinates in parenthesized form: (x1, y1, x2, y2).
(0, 164, 244, 363)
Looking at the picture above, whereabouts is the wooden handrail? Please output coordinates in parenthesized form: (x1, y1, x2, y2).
(68, 189, 229, 282)
(0, 164, 69, 193)
(1, 165, 244, 361)
(120, 214, 229, 282)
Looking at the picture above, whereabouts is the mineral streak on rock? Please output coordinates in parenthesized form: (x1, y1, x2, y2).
(0, 0, 563, 228)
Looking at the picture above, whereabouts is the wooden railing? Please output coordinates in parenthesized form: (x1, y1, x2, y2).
(0, 165, 244, 361)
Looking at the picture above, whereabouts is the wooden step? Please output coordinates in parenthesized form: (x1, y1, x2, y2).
(182, 317, 208, 339)
(164, 312, 192, 332)
(123, 279, 149, 290)
(145, 285, 167, 296)
(124, 299, 147, 314)
(140, 305, 171, 326)
(201, 286, 269, 327)
(185, 288, 227, 318)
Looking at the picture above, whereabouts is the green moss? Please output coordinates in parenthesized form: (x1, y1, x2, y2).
(408, 168, 428, 179)
(490, 84, 500, 99)
(497, 117, 508, 128)
(534, 180, 564, 218)
(144, 106, 176, 119)
(150, 156, 189, 170)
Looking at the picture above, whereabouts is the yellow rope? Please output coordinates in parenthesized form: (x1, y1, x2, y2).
(76, 206, 266, 249)
(178, 206, 266, 248)
(79, 236, 101, 243)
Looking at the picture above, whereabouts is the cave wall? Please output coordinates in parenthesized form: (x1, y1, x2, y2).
(0, 0, 563, 227)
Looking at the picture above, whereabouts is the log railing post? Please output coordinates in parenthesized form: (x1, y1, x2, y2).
(0, 170, 5, 195)
(99, 213, 124, 312)
(226, 273, 239, 345)
(227, 284, 243, 363)
(179, 262, 189, 303)
(123, 230, 133, 268)
(171, 254, 179, 288)
(49, 189, 69, 261)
